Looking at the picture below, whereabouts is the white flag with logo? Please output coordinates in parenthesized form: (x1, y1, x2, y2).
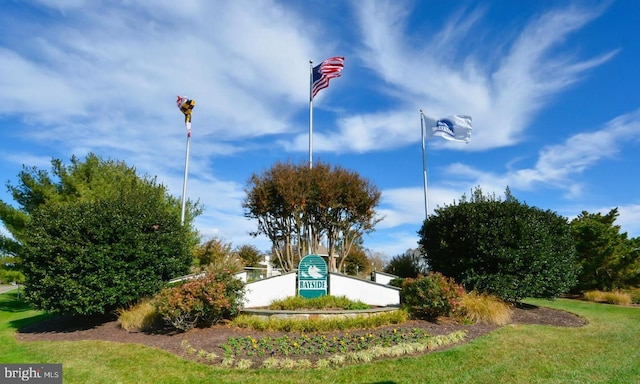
(423, 114, 472, 143)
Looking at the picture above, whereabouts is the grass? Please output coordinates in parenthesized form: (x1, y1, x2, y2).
(1, 290, 639, 383)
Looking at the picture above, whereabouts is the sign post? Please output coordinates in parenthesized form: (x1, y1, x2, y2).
(298, 254, 328, 298)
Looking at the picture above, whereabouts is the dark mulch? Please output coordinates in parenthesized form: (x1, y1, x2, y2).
(16, 303, 586, 366)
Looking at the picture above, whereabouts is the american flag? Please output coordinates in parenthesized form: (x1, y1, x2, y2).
(311, 56, 345, 99)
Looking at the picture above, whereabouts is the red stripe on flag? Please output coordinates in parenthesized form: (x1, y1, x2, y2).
(312, 57, 345, 99)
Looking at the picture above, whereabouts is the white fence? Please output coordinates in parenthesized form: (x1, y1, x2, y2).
(243, 272, 297, 308)
(329, 273, 400, 307)
(372, 271, 399, 285)
(242, 271, 400, 308)
(171, 270, 401, 308)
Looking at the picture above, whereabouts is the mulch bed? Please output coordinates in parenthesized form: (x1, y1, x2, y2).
(16, 303, 587, 366)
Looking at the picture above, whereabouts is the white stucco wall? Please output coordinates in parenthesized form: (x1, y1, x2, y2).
(373, 271, 398, 285)
(243, 272, 297, 308)
(329, 273, 400, 306)
(234, 271, 247, 283)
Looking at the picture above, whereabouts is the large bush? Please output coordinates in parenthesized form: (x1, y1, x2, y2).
(419, 188, 578, 302)
(401, 272, 465, 320)
(155, 270, 245, 332)
(23, 193, 194, 315)
(16, 154, 200, 315)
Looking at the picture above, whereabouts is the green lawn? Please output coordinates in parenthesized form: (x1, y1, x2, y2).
(1, 290, 638, 383)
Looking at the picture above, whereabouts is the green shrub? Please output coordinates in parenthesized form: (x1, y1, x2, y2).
(268, 295, 370, 310)
(460, 292, 512, 325)
(401, 272, 465, 320)
(155, 270, 245, 332)
(22, 195, 195, 315)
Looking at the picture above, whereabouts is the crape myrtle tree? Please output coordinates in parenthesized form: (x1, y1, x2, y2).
(0, 153, 202, 315)
(419, 187, 578, 302)
(243, 160, 381, 272)
(570, 208, 640, 291)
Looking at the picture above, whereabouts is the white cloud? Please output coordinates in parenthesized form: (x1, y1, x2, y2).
(0, 0, 327, 211)
(365, 229, 420, 258)
(377, 184, 482, 230)
(1, 0, 636, 257)
(1, 1, 320, 148)
(617, 204, 640, 238)
(374, 109, 640, 231)
(295, 1, 617, 154)
(441, 109, 640, 198)
(559, 203, 640, 239)
(283, 109, 419, 153)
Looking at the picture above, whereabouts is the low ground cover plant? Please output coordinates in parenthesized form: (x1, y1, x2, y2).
(183, 329, 467, 369)
(221, 328, 433, 357)
(268, 295, 370, 310)
(231, 309, 409, 332)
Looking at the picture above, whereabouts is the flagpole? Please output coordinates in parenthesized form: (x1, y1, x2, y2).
(180, 124, 191, 226)
(420, 110, 429, 222)
(307, 60, 314, 255)
(309, 60, 314, 170)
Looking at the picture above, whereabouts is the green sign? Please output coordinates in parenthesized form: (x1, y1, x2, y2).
(298, 254, 328, 298)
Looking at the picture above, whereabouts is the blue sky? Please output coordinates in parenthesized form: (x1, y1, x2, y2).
(1, 0, 639, 258)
